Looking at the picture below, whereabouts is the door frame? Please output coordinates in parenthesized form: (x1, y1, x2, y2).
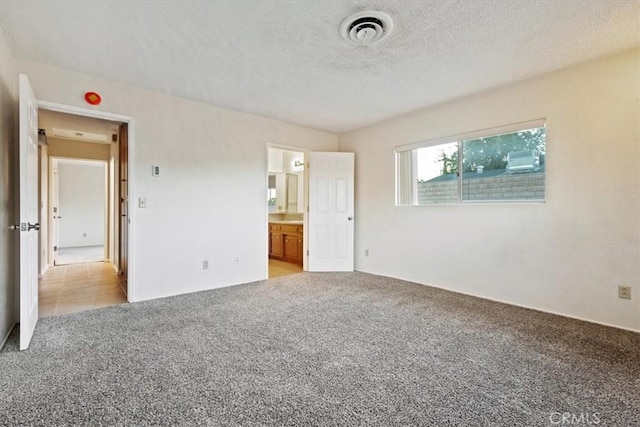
(48, 156, 59, 267)
(38, 100, 136, 302)
(265, 143, 309, 277)
(49, 156, 109, 266)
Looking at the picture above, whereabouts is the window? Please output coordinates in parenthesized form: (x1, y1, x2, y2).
(395, 120, 546, 204)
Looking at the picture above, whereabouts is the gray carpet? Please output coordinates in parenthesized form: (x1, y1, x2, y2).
(1, 272, 638, 426)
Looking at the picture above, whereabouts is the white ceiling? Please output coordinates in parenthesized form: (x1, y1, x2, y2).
(1, 1, 638, 133)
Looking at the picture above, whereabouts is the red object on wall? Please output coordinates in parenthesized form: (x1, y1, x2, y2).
(84, 92, 102, 105)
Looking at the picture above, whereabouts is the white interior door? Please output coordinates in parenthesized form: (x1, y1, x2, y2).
(19, 74, 40, 350)
(308, 152, 355, 272)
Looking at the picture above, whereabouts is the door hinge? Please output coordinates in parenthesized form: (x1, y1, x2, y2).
(54, 246, 58, 252)
(307, 250, 309, 256)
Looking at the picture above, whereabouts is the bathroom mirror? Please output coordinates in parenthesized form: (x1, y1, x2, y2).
(268, 173, 286, 213)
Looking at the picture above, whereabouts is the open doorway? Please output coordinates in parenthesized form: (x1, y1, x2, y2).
(37, 109, 129, 317)
(267, 146, 306, 278)
(51, 158, 107, 265)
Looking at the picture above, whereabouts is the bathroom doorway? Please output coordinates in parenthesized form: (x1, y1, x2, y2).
(267, 146, 306, 278)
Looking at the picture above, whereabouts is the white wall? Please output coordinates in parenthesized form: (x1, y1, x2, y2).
(339, 49, 640, 332)
(267, 147, 284, 172)
(0, 24, 18, 347)
(57, 161, 105, 248)
(18, 58, 338, 302)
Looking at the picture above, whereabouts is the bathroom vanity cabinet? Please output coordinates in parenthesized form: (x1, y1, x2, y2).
(269, 222, 303, 265)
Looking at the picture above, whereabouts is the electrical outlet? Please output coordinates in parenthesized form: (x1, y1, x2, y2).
(233, 258, 240, 265)
(365, 249, 369, 257)
(618, 285, 631, 300)
(202, 260, 209, 270)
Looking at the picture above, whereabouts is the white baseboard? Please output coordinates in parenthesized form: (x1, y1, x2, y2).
(39, 263, 51, 278)
(356, 269, 640, 334)
(467, 291, 640, 334)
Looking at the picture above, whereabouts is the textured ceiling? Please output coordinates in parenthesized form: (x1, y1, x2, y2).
(1, 1, 638, 133)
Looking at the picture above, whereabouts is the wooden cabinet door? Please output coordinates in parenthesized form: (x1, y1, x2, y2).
(270, 232, 283, 257)
(283, 234, 298, 261)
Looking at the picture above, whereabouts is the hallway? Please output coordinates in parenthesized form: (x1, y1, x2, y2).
(38, 262, 126, 317)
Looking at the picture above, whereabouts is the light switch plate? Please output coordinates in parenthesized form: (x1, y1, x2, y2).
(138, 197, 146, 208)
(152, 165, 160, 176)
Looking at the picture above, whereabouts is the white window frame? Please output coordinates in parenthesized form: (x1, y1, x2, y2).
(394, 119, 546, 205)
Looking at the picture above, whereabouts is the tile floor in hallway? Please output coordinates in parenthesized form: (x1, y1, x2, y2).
(269, 258, 303, 278)
(39, 262, 127, 318)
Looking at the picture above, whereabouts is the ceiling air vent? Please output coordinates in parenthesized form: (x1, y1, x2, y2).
(340, 11, 393, 45)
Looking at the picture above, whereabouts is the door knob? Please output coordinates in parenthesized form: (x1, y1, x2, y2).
(348, 217, 353, 221)
(27, 222, 40, 231)
(7, 224, 19, 231)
